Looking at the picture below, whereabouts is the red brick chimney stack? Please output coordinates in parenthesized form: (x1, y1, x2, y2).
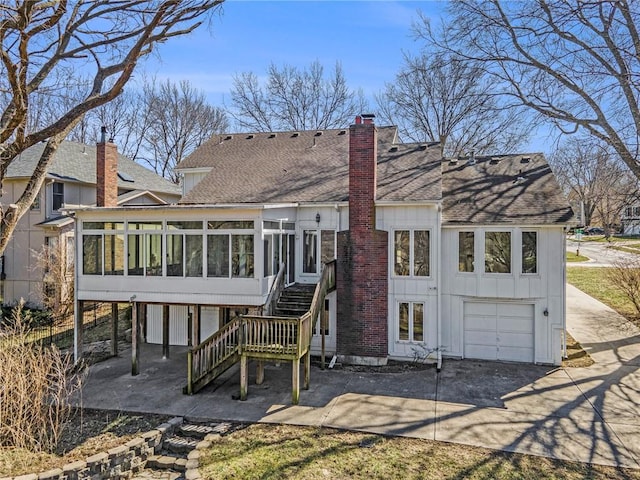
(96, 126, 118, 207)
(348, 113, 378, 233)
(336, 114, 389, 365)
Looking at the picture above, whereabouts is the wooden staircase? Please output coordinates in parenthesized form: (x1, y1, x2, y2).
(274, 284, 316, 317)
(185, 260, 336, 404)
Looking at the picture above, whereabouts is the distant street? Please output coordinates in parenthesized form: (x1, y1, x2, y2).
(566, 237, 639, 267)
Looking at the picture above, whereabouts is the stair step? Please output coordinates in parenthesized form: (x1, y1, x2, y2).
(179, 422, 234, 439)
(164, 435, 199, 454)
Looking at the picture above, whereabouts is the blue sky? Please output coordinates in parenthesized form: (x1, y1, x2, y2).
(140, 1, 553, 152)
(143, 1, 445, 108)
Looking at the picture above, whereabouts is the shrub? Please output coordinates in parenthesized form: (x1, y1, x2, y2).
(606, 259, 640, 315)
(0, 301, 84, 452)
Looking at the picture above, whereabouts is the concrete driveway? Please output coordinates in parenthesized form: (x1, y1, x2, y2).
(77, 285, 640, 469)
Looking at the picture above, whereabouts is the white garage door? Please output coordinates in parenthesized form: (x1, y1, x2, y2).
(464, 302, 534, 363)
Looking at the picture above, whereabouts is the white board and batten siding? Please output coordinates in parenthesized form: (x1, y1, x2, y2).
(146, 305, 220, 346)
(440, 226, 567, 365)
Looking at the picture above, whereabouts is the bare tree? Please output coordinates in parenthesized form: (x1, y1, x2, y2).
(138, 79, 228, 182)
(549, 137, 633, 234)
(230, 61, 368, 132)
(0, 0, 224, 256)
(415, 1, 640, 178)
(33, 241, 74, 321)
(376, 53, 530, 156)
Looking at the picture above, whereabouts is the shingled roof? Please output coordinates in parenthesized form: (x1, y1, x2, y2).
(178, 126, 442, 204)
(442, 153, 574, 225)
(7, 141, 181, 196)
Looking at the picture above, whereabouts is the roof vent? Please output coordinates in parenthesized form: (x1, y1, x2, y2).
(418, 144, 427, 151)
(315, 131, 323, 136)
(389, 146, 398, 153)
(468, 150, 476, 165)
(246, 134, 255, 139)
(338, 130, 346, 135)
(489, 157, 501, 165)
(269, 133, 277, 139)
(224, 135, 233, 141)
(291, 132, 300, 138)
(520, 156, 531, 163)
(449, 158, 459, 165)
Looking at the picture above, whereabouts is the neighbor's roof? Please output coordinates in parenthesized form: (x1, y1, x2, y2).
(178, 126, 442, 204)
(442, 153, 574, 225)
(7, 141, 181, 197)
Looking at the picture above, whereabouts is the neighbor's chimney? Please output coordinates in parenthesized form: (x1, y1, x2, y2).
(96, 126, 118, 207)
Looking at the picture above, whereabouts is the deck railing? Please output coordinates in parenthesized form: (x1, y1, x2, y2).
(186, 317, 241, 394)
(185, 259, 336, 398)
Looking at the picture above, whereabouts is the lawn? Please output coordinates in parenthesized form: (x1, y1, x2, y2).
(198, 423, 639, 480)
(566, 251, 589, 262)
(567, 267, 639, 322)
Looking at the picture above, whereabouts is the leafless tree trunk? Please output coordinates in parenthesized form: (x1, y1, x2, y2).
(229, 61, 368, 132)
(415, 1, 640, 178)
(0, 0, 225, 256)
(376, 53, 531, 156)
(138, 79, 228, 182)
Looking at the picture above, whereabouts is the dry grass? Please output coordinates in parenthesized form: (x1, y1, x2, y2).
(566, 251, 590, 262)
(563, 332, 595, 368)
(0, 409, 170, 477)
(199, 424, 640, 480)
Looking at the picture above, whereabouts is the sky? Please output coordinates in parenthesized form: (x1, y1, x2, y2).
(139, 0, 552, 152)
(143, 1, 446, 111)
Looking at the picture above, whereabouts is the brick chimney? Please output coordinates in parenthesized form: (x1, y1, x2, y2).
(336, 114, 389, 365)
(96, 126, 118, 207)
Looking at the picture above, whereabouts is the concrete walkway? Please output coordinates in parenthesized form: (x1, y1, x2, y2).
(77, 286, 640, 469)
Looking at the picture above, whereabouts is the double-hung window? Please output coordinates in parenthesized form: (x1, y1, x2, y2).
(394, 230, 430, 277)
(398, 301, 425, 342)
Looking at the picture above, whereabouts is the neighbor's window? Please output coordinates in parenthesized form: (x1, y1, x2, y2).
(30, 191, 41, 211)
(458, 232, 475, 272)
(485, 231, 511, 273)
(625, 207, 633, 217)
(52, 183, 64, 211)
(303, 230, 318, 274)
(399, 302, 425, 342)
(522, 231, 537, 274)
(394, 230, 430, 277)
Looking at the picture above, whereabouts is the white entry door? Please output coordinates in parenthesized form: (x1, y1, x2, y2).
(463, 302, 534, 363)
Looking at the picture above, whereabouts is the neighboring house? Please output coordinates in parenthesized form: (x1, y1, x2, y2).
(1, 133, 181, 307)
(73, 115, 573, 369)
(621, 204, 640, 235)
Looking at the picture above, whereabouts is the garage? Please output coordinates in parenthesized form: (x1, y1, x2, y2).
(463, 302, 534, 363)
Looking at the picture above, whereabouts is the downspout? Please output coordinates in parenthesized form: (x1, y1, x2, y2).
(437, 203, 443, 371)
(73, 214, 80, 363)
(562, 226, 567, 358)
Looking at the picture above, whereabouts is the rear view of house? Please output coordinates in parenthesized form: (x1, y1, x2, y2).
(73, 115, 573, 387)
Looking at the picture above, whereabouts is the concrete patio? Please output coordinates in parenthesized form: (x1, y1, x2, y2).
(75, 284, 640, 469)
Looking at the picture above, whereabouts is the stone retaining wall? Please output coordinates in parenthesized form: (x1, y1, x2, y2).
(1, 417, 184, 480)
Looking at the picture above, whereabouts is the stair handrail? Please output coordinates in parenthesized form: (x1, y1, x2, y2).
(263, 261, 286, 316)
(186, 317, 241, 394)
(308, 259, 336, 340)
